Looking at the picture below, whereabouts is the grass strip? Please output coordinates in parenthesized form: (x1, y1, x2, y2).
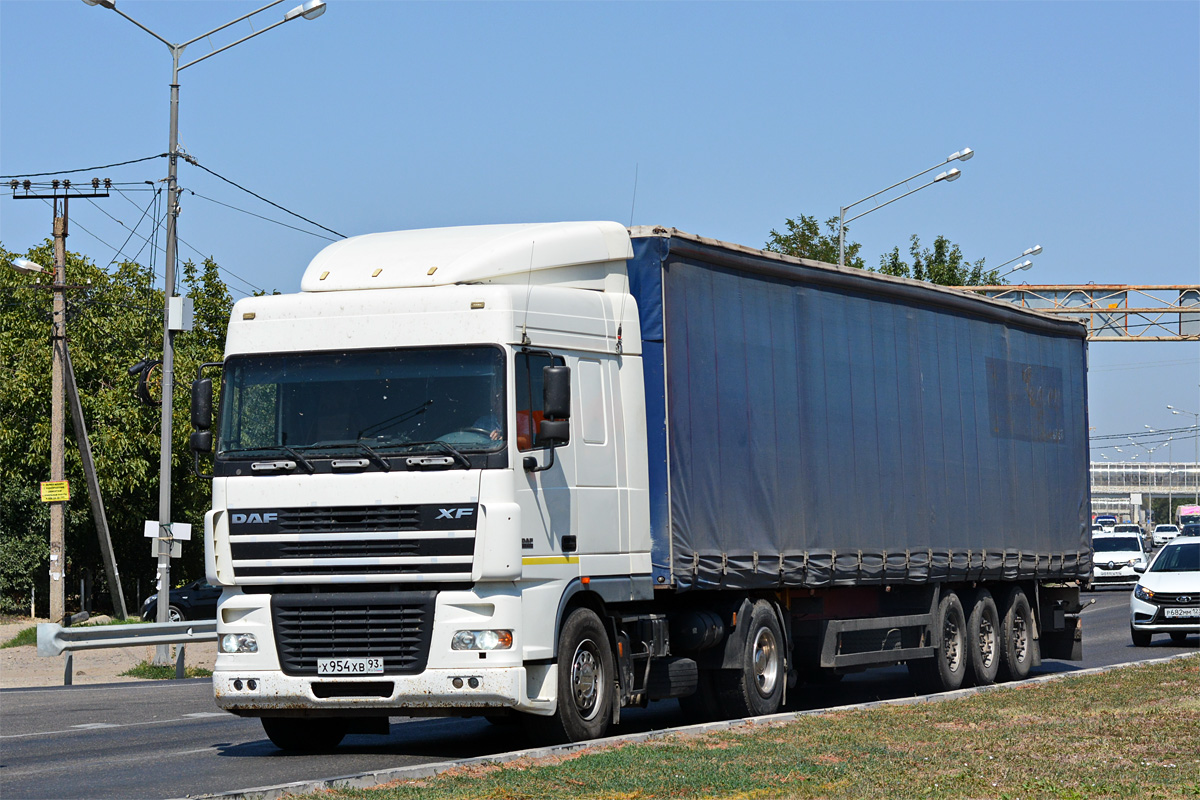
(119, 662, 213, 680)
(309, 656, 1199, 800)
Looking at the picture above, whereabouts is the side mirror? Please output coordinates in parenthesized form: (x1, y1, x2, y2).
(190, 430, 213, 454)
(1133, 563, 1146, 574)
(537, 419, 570, 448)
(191, 378, 213, 431)
(543, 365, 570, 420)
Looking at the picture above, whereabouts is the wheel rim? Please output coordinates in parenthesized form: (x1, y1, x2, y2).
(944, 615, 963, 672)
(570, 638, 604, 721)
(978, 614, 997, 668)
(169, 609, 182, 623)
(751, 626, 780, 696)
(1011, 614, 1028, 663)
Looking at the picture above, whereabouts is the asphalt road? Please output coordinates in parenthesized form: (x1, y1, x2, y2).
(1, 590, 1195, 800)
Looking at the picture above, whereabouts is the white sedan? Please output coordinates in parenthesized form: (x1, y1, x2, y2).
(1091, 532, 1149, 586)
(1152, 524, 1180, 547)
(1130, 535, 1200, 646)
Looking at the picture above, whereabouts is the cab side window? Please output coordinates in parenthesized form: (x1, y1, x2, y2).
(515, 352, 564, 451)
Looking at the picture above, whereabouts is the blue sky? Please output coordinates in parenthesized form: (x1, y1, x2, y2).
(2, 0, 1197, 460)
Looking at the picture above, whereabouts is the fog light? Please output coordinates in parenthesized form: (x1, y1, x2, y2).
(220, 633, 258, 654)
(247, 679, 257, 690)
(233, 679, 243, 690)
(468, 677, 480, 689)
(452, 677, 464, 688)
(451, 630, 513, 651)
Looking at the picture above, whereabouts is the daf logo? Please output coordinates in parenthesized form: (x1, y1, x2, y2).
(436, 507, 475, 520)
(231, 512, 278, 525)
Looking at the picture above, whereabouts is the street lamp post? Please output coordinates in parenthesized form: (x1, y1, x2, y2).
(1167, 405, 1200, 502)
(83, 0, 327, 662)
(992, 245, 1042, 281)
(838, 148, 974, 267)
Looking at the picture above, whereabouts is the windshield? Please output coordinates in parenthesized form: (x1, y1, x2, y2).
(218, 346, 505, 457)
(1093, 537, 1141, 553)
(1150, 542, 1199, 573)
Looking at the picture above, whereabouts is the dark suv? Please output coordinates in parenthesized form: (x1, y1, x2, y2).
(140, 580, 221, 622)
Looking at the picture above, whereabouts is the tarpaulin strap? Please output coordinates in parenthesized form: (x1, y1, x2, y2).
(801, 552, 809, 583)
(692, 551, 699, 576)
(857, 550, 863, 580)
(753, 551, 760, 572)
(721, 553, 728, 576)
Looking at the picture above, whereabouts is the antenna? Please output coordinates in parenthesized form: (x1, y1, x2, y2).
(520, 241, 535, 346)
(628, 163, 639, 228)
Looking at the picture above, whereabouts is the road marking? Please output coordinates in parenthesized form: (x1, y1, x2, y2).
(0, 714, 244, 740)
(184, 712, 227, 718)
(71, 723, 118, 729)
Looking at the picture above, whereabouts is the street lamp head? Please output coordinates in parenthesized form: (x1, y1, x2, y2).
(9, 257, 46, 275)
(1023, 244, 1043, 257)
(948, 148, 974, 162)
(935, 168, 962, 183)
(1015, 259, 1033, 272)
(285, 0, 326, 21)
(81, 0, 117, 8)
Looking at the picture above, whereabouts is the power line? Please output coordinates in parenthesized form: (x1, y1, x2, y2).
(189, 160, 346, 239)
(185, 189, 339, 241)
(1, 154, 166, 180)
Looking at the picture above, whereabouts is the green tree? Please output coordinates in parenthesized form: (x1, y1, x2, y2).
(0, 242, 232, 616)
(764, 215, 866, 270)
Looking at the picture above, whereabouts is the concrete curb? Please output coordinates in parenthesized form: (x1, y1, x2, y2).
(183, 651, 1200, 800)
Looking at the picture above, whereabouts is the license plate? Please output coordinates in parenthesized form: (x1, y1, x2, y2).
(1096, 570, 1125, 577)
(1164, 608, 1200, 619)
(317, 657, 384, 675)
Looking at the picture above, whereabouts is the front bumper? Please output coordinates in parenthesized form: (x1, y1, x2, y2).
(1130, 595, 1200, 633)
(1092, 565, 1140, 585)
(213, 665, 555, 716)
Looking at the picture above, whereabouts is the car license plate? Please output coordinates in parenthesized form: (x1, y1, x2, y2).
(1164, 608, 1200, 619)
(1096, 570, 1124, 577)
(317, 657, 384, 675)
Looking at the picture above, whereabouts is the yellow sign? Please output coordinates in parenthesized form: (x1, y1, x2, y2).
(39, 481, 70, 503)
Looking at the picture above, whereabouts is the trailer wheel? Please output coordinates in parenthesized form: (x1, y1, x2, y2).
(260, 716, 347, 752)
(528, 607, 614, 743)
(715, 600, 785, 718)
(967, 589, 1001, 686)
(997, 588, 1035, 681)
(909, 591, 967, 693)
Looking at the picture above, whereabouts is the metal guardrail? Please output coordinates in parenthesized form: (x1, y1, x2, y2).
(37, 620, 217, 685)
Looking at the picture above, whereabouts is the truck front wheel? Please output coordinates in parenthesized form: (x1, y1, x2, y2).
(530, 607, 615, 744)
(260, 716, 347, 752)
(715, 600, 785, 718)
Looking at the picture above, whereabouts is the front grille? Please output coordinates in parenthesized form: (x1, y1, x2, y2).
(1150, 593, 1200, 606)
(231, 537, 474, 561)
(261, 506, 421, 534)
(243, 562, 468, 578)
(272, 591, 435, 676)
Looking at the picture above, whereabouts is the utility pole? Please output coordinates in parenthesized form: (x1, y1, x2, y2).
(12, 179, 112, 623)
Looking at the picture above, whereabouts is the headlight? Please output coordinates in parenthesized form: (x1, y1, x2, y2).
(1134, 584, 1155, 602)
(220, 633, 258, 653)
(451, 630, 513, 651)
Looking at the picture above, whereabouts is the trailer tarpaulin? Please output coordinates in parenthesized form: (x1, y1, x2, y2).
(627, 230, 1091, 592)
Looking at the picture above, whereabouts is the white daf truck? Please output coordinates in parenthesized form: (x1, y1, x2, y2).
(190, 221, 1090, 750)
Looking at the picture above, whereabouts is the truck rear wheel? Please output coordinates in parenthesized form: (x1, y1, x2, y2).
(967, 589, 1001, 686)
(529, 607, 615, 744)
(260, 716, 347, 752)
(715, 600, 785, 718)
(997, 588, 1035, 681)
(908, 590, 967, 693)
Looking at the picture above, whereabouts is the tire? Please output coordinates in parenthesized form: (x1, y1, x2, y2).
(1169, 631, 1191, 645)
(167, 605, 185, 623)
(1130, 626, 1153, 647)
(261, 717, 347, 752)
(714, 600, 785, 718)
(967, 589, 1001, 687)
(530, 607, 615, 744)
(997, 588, 1035, 682)
(908, 591, 968, 693)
